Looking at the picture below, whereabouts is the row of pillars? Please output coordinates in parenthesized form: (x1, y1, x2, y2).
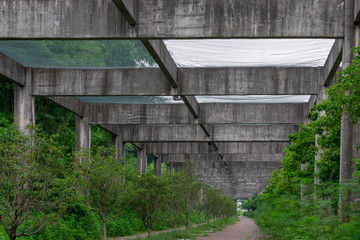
(11, 0, 360, 212)
(13, 81, 166, 176)
(340, 0, 360, 210)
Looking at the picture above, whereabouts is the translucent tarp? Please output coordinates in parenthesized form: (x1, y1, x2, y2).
(77, 96, 179, 104)
(0, 40, 156, 68)
(196, 95, 311, 103)
(77, 95, 310, 104)
(165, 39, 335, 67)
(1, 39, 332, 104)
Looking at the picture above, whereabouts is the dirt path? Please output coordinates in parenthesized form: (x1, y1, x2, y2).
(196, 216, 262, 240)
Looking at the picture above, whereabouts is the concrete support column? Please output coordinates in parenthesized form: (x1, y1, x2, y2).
(339, 0, 358, 220)
(166, 162, 173, 173)
(75, 111, 91, 153)
(14, 68, 35, 135)
(112, 135, 125, 164)
(314, 85, 327, 196)
(154, 156, 162, 176)
(137, 148, 147, 173)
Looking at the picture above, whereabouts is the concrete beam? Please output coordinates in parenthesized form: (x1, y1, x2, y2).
(47, 97, 86, 117)
(32, 67, 320, 96)
(113, 0, 138, 26)
(158, 153, 284, 163)
(0, 0, 344, 39)
(118, 124, 298, 142)
(0, 52, 27, 86)
(200, 103, 306, 124)
(217, 142, 289, 154)
(31, 68, 171, 96)
(178, 67, 320, 95)
(88, 103, 306, 125)
(322, 39, 343, 86)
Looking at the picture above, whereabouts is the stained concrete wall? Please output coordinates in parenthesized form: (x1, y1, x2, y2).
(0, 0, 344, 39)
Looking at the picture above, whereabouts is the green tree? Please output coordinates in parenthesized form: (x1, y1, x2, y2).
(76, 146, 134, 240)
(131, 172, 170, 239)
(0, 125, 74, 240)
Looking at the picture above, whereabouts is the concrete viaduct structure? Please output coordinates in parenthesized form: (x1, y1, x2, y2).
(0, 0, 359, 199)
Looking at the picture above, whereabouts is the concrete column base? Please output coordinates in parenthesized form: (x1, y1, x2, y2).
(14, 68, 35, 135)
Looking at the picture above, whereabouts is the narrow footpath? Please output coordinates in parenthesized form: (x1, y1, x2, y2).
(197, 216, 262, 240)
(112, 216, 262, 240)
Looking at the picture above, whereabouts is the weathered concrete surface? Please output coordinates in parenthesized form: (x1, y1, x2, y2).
(32, 67, 321, 96)
(154, 157, 161, 176)
(32, 68, 171, 96)
(157, 153, 284, 163)
(120, 124, 299, 142)
(14, 68, 35, 134)
(0, 0, 344, 39)
(137, 0, 345, 38)
(218, 142, 289, 154)
(200, 103, 306, 124)
(306, 95, 317, 117)
(340, 0, 357, 206)
(141, 142, 288, 154)
(113, 0, 138, 26)
(0, 52, 27, 86)
(137, 148, 147, 173)
(183, 153, 281, 198)
(88, 103, 306, 125)
(141, 40, 202, 127)
(75, 115, 91, 152)
(112, 134, 125, 162)
(47, 96, 86, 117)
(323, 39, 343, 86)
(0, 0, 134, 39)
(178, 67, 320, 95)
(89, 104, 194, 125)
(142, 40, 178, 87)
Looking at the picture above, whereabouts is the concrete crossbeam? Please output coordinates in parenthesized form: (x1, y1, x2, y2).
(323, 39, 343, 86)
(200, 103, 306, 124)
(88, 103, 306, 125)
(118, 124, 298, 142)
(0, 52, 27, 86)
(0, 0, 344, 39)
(178, 67, 320, 95)
(32, 67, 320, 96)
(141, 142, 288, 154)
(217, 142, 289, 154)
(47, 97, 86, 117)
(32, 68, 171, 96)
(158, 153, 284, 163)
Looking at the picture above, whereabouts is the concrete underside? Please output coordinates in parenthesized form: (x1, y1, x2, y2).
(1, 0, 357, 200)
